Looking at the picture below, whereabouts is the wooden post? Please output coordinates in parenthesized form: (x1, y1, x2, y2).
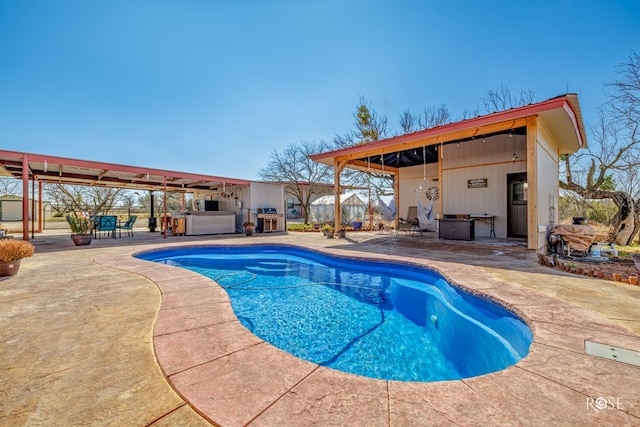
(438, 143, 443, 218)
(333, 159, 348, 231)
(393, 171, 400, 231)
(526, 116, 538, 250)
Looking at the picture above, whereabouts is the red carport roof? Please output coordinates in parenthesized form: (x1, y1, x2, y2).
(0, 150, 251, 192)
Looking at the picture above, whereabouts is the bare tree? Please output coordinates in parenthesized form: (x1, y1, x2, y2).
(45, 184, 123, 216)
(418, 104, 452, 129)
(561, 52, 640, 244)
(0, 177, 21, 196)
(400, 104, 452, 133)
(482, 84, 537, 112)
(259, 140, 334, 224)
(399, 110, 418, 134)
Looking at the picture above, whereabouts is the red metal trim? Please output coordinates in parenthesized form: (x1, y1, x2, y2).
(0, 150, 251, 186)
(310, 95, 582, 161)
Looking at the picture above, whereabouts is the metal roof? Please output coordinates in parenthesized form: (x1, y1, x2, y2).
(0, 150, 251, 192)
(310, 94, 587, 170)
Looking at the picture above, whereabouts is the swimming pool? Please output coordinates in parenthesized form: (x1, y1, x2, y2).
(138, 245, 532, 382)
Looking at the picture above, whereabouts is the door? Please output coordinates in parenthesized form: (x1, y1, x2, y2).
(507, 173, 528, 237)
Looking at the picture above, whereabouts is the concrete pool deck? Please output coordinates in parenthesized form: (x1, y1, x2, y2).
(1, 229, 640, 426)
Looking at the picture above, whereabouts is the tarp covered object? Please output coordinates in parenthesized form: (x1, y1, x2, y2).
(310, 193, 366, 224)
(550, 224, 596, 252)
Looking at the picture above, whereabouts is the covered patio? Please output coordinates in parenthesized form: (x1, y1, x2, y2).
(310, 94, 587, 251)
(0, 149, 251, 241)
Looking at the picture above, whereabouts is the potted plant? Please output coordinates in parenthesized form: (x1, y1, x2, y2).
(0, 239, 35, 277)
(243, 221, 255, 236)
(67, 214, 94, 246)
(321, 224, 334, 238)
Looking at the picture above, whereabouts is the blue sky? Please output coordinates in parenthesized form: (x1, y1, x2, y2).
(1, 0, 639, 180)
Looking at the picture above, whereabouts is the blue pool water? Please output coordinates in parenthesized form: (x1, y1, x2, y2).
(138, 245, 532, 382)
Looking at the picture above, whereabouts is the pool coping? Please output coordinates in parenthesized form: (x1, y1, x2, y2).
(95, 240, 640, 426)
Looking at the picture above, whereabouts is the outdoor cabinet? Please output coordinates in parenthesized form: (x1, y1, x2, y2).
(438, 218, 475, 240)
(172, 218, 185, 236)
(262, 216, 278, 232)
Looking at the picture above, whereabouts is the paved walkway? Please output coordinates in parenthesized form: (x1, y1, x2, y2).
(1, 229, 639, 426)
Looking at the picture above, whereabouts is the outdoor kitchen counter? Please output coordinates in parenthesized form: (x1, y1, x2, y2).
(183, 211, 237, 235)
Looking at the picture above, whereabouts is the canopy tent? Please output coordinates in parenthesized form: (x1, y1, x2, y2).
(310, 193, 366, 224)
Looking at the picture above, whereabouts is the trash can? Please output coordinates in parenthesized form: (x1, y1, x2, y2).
(148, 217, 157, 232)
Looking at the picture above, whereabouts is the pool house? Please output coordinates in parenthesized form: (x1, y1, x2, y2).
(310, 94, 587, 251)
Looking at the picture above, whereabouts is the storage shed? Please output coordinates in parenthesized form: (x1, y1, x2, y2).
(310, 193, 366, 224)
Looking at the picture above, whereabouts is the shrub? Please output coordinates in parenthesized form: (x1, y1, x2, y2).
(0, 239, 35, 262)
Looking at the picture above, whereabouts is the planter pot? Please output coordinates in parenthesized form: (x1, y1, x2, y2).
(336, 230, 346, 239)
(325, 231, 334, 239)
(0, 259, 21, 277)
(629, 275, 639, 285)
(613, 273, 622, 282)
(244, 228, 254, 236)
(352, 221, 362, 230)
(71, 234, 93, 246)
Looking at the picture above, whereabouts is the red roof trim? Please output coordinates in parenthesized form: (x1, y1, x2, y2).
(0, 149, 251, 185)
(310, 94, 582, 161)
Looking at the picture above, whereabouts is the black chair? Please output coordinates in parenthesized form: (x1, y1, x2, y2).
(116, 215, 137, 237)
(95, 215, 117, 239)
(397, 206, 422, 236)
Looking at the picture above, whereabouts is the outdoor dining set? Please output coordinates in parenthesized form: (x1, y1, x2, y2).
(93, 215, 137, 239)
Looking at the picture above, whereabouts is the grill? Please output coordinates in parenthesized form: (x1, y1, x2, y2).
(256, 208, 282, 233)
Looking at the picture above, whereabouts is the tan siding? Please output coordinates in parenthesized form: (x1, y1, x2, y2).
(398, 164, 439, 221)
(536, 122, 560, 232)
(440, 135, 526, 238)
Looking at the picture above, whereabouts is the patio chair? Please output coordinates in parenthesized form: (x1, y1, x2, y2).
(95, 215, 117, 239)
(397, 206, 421, 236)
(116, 215, 137, 237)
